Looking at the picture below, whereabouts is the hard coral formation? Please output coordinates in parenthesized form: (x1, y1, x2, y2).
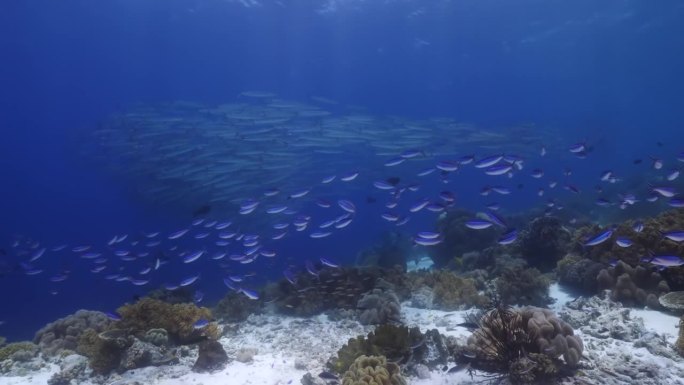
(407, 270, 488, 311)
(432, 209, 498, 268)
(0, 342, 38, 362)
(33, 310, 112, 356)
(192, 340, 229, 372)
(264, 267, 377, 317)
(117, 297, 218, 344)
(330, 324, 422, 374)
(357, 284, 401, 325)
(495, 266, 552, 307)
(341, 355, 406, 385)
(596, 260, 669, 308)
(76, 329, 131, 374)
(556, 254, 604, 294)
(575, 209, 684, 288)
(463, 306, 582, 384)
(659, 291, 684, 311)
(516, 216, 573, 271)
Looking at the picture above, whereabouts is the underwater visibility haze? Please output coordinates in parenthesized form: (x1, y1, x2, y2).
(2, 1, 684, 384)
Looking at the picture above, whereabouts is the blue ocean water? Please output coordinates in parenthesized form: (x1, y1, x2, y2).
(0, 0, 683, 341)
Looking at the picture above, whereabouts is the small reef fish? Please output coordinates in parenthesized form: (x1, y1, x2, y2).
(584, 229, 613, 246)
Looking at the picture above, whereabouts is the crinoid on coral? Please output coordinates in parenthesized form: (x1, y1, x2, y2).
(341, 355, 407, 385)
(462, 306, 582, 384)
(33, 310, 112, 357)
(406, 269, 489, 311)
(495, 266, 552, 307)
(355, 231, 414, 271)
(596, 260, 669, 308)
(516, 216, 573, 271)
(432, 209, 499, 268)
(116, 297, 218, 344)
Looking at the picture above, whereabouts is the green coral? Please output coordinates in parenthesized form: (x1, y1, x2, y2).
(330, 324, 422, 374)
(0, 342, 37, 362)
(117, 298, 218, 344)
(407, 270, 488, 310)
(342, 355, 407, 385)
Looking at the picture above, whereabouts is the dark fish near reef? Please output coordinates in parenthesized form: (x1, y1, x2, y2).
(319, 371, 339, 380)
(192, 204, 211, 218)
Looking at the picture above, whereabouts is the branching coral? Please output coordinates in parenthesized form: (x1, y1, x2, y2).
(116, 298, 218, 344)
(341, 355, 407, 385)
(463, 306, 582, 384)
(33, 310, 112, 356)
(407, 270, 488, 311)
(596, 260, 669, 308)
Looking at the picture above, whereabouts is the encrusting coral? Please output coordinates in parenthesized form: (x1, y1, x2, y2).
(462, 306, 582, 384)
(116, 297, 218, 344)
(341, 355, 407, 385)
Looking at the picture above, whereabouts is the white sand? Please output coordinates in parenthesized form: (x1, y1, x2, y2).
(632, 308, 680, 344)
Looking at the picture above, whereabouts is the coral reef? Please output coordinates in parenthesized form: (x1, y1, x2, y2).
(192, 340, 229, 372)
(556, 254, 605, 294)
(356, 282, 401, 325)
(596, 260, 669, 308)
(0, 341, 38, 362)
(406, 269, 488, 311)
(263, 266, 377, 317)
(341, 355, 406, 385)
(119, 338, 178, 371)
(574, 209, 684, 289)
(330, 324, 422, 374)
(147, 286, 196, 304)
(355, 231, 413, 271)
(659, 291, 684, 311)
(143, 328, 169, 346)
(77, 329, 131, 374)
(516, 216, 573, 271)
(117, 298, 218, 344)
(462, 306, 582, 384)
(47, 355, 87, 385)
(214, 291, 262, 323)
(432, 209, 499, 268)
(495, 266, 552, 307)
(33, 310, 112, 356)
(0, 337, 5, 348)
